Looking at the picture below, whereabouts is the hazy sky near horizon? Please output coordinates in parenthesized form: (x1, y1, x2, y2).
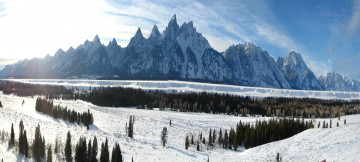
(0, 0, 360, 80)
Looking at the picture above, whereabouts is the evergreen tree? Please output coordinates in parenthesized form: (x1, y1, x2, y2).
(243, 127, 250, 149)
(196, 142, 200, 151)
(23, 130, 29, 157)
(233, 130, 238, 151)
(344, 119, 347, 125)
(54, 136, 59, 154)
(208, 129, 212, 147)
(212, 129, 216, 143)
(330, 120, 332, 128)
(161, 127, 168, 147)
(65, 131, 72, 162)
(318, 122, 320, 128)
(92, 136, 98, 162)
(185, 135, 189, 150)
(33, 124, 45, 161)
(88, 140, 92, 161)
(218, 128, 223, 145)
(223, 130, 228, 148)
(128, 116, 134, 138)
(9, 123, 15, 147)
(337, 122, 339, 127)
(100, 138, 110, 162)
(75, 137, 87, 162)
(19, 120, 24, 155)
(41, 137, 46, 159)
(111, 143, 122, 162)
(322, 121, 326, 128)
(191, 135, 194, 145)
(47, 145, 52, 162)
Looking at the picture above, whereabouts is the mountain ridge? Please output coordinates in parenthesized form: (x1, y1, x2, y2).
(1, 14, 359, 91)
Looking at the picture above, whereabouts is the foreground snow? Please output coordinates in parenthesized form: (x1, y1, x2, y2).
(0, 93, 359, 161)
(5, 79, 360, 100)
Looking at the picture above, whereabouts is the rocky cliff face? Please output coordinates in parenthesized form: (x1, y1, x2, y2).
(276, 51, 323, 90)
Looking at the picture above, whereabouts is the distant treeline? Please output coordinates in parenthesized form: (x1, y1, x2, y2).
(79, 86, 360, 118)
(1, 80, 360, 118)
(0, 81, 72, 97)
(35, 98, 94, 128)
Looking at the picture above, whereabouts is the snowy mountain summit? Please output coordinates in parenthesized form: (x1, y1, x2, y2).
(0, 14, 359, 91)
(318, 72, 360, 91)
(276, 51, 323, 90)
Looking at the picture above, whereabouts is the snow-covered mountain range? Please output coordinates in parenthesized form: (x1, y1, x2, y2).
(318, 72, 360, 91)
(1, 15, 359, 91)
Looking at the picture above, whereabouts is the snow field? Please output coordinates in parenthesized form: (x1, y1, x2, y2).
(0, 93, 359, 161)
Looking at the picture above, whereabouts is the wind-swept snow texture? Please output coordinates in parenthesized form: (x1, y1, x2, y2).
(6, 79, 360, 100)
(0, 93, 359, 161)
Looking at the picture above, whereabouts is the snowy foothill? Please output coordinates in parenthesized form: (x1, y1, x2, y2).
(0, 92, 360, 161)
(5, 79, 360, 100)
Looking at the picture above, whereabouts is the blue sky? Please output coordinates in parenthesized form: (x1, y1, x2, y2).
(0, 0, 360, 80)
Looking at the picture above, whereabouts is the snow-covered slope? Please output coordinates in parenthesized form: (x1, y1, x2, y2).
(6, 79, 360, 100)
(0, 93, 359, 161)
(319, 72, 360, 92)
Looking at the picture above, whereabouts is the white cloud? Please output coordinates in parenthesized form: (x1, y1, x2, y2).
(347, 0, 360, 38)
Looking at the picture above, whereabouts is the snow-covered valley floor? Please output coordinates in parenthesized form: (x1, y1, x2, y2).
(1, 93, 360, 162)
(6, 79, 360, 100)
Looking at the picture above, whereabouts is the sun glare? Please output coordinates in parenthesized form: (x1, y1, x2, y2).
(0, 0, 127, 61)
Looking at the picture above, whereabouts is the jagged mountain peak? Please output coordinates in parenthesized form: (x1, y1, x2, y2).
(180, 21, 194, 30)
(165, 14, 179, 33)
(55, 48, 65, 55)
(276, 51, 323, 90)
(108, 38, 118, 46)
(225, 42, 266, 57)
(149, 25, 160, 39)
(93, 34, 101, 43)
(134, 28, 144, 38)
(128, 27, 147, 47)
(286, 51, 303, 64)
(170, 14, 177, 24)
(66, 46, 75, 54)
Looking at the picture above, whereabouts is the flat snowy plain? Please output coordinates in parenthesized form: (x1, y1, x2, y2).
(1, 92, 360, 161)
(5, 79, 360, 100)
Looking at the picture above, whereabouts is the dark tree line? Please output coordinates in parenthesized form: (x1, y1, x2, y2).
(2, 81, 360, 118)
(0, 81, 72, 97)
(186, 118, 312, 151)
(79, 86, 360, 118)
(35, 98, 94, 128)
